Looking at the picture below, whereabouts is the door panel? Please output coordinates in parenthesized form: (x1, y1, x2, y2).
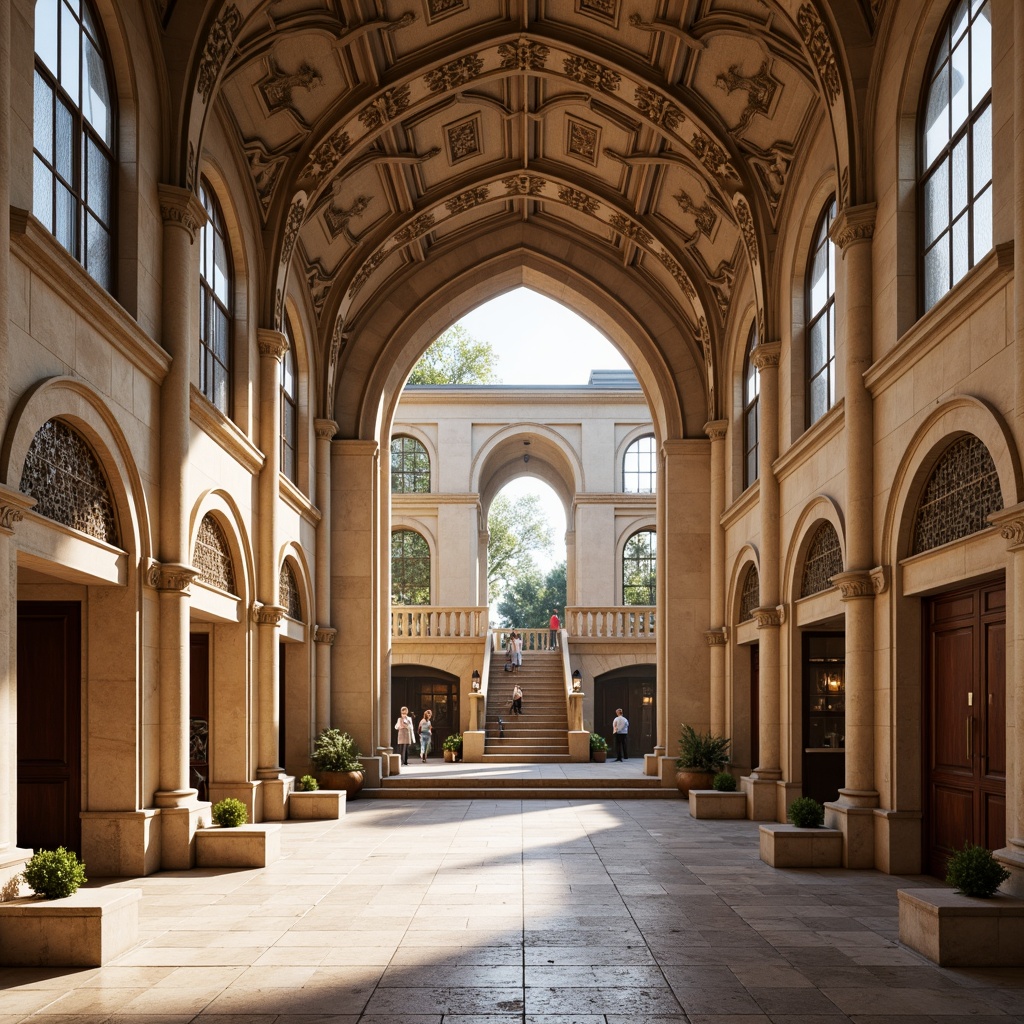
(189, 634, 210, 801)
(594, 669, 656, 757)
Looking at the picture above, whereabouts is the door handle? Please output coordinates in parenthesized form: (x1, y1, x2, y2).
(966, 716, 973, 760)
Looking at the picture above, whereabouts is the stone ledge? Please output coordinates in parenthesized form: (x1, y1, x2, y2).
(759, 824, 843, 868)
(689, 789, 747, 819)
(0, 888, 141, 966)
(289, 790, 346, 819)
(898, 888, 1024, 967)
(195, 824, 281, 868)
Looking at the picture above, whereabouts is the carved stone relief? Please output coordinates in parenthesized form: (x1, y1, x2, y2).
(197, 3, 242, 104)
(634, 86, 684, 130)
(323, 191, 371, 242)
(796, 3, 841, 106)
(358, 85, 412, 130)
(257, 53, 323, 120)
(393, 212, 437, 245)
(244, 139, 288, 219)
(577, 0, 617, 22)
(446, 118, 481, 162)
(301, 127, 351, 188)
(446, 186, 491, 215)
(563, 55, 621, 93)
(690, 131, 738, 180)
(745, 141, 792, 221)
(608, 213, 653, 246)
(425, 0, 466, 21)
(566, 118, 600, 164)
(714, 59, 781, 134)
(304, 254, 334, 321)
(425, 54, 484, 92)
(503, 174, 547, 196)
(498, 38, 549, 71)
(673, 189, 717, 240)
(558, 186, 600, 214)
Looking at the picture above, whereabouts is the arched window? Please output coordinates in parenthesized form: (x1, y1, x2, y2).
(279, 560, 301, 620)
(199, 179, 232, 415)
(391, 436, 430, 493)
(391, 529, 431, 604)
(622, 530, 656, 605)
(800, 521, 843, 597)
(743, 324, 760, 488)
(33, 0, 116, 290)
(739, 564, 759, 622)
(921, 0, 992, 312)
(623, 434, 657, 493)
(806, 199, 836, 427)
(193, 514, 236, 594)
(281, 321, 298, 484)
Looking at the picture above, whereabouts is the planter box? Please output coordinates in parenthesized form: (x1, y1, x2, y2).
(898, 888, 1024, 967)
(0, 888, 140, 966)
(289, 790, 346, 819)
(689, 789, 747, 819)
(759, 824, 842, 868)
(195, 824, 281, 868)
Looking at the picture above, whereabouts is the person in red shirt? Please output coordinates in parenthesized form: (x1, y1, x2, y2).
(549, 610, 560, 650)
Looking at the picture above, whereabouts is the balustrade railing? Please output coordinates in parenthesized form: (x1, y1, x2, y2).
(492, 627, 558, 652)
(565, 606, 656, 639)
(391, 606, 489, 638)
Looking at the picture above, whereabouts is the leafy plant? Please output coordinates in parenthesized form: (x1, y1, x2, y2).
(675, 725, 731, 772)
(442, 733, 463, 752)
(0, 873, 23, 902)
(23, 848, 87, 900)
(945, 842, 1011, 898)
(297, 774, 319, 792)
(788, 797, 825, 828)
(589, 732, 609, 752)
(311, 728, 363, 772)
(713, 772, 737, 792)
(211, 797, 248, 828)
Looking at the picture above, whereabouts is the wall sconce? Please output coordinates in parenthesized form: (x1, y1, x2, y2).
(471, 670, 481, 692)
(571, 669, 582, 693)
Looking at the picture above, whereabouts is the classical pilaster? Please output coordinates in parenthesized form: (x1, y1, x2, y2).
(0, 0, 10, 434)
(705, 419, 728, 735)
(314, 419, 337, 735)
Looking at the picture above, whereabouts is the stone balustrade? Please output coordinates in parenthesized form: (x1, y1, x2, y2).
(565, 606, 656, 638)
(390, 606, 489, 638)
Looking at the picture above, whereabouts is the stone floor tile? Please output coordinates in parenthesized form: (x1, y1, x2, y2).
(360, 986, 525, 1015)
(377, 964, 521, 987)
(524, 985, 684, 1015)
(746, 986, 846, 1014)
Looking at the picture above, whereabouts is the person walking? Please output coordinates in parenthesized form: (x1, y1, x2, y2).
(394, 706, 415, 766)
(511, 683, 523, 715)
(509, 630, 523, 674)
(549, 609, 560, 649)
(612, 708, 629, 761)
(417, 708, 433, 762)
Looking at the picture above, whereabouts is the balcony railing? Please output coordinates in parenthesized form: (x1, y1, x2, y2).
(565, 606, 656, 639)
(391, 606, 489, 638)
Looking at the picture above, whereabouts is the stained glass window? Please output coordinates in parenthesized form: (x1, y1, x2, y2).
(194, 514, 236, 593)
(739, 565, 760, 621)
(800, 522, 843, 597)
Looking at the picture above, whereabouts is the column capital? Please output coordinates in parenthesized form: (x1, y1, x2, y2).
(257, 328, 289, 361)
(829, 203, 876, 252)
(314, 418, 339, 440)
(158, 184, 207, 242)
(703, 627, 728, 646)
(252, 602, 287, 626)
(830, 570, 874, 600)
(750, 341, 781, 371)
(753, 605, 784, 629)
(988, 502, 1024, 550)
(147, 561, 200, 592)
(703, 419, 728, 441)
(314, 626, 337, 645)
(0, 484, 36, 536)
(869, 565, 890, 595)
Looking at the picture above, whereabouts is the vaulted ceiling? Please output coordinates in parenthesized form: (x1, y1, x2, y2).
(159, 0, 878, 428)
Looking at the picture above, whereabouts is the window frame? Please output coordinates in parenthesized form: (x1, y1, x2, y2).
(742, 323, 760, 489)
(805, 198, 837, 429)
(622, 528, 657, 606)
(391, 528, 431, 605)
(622, 433, 657, 494)
(390, 435, 431, 494)
(281, 320, 298, 484)
(198, 179, 233, 417)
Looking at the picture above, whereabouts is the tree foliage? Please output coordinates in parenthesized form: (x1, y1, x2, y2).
(486, 492, 554, 603)
(407, 324, 500, 385)
(497, 561, 567, 629)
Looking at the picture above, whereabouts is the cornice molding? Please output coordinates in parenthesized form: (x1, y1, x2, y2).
(829, 203, 876, 251)
(190, 387, 265, 474)
(772, 399, 844, 482)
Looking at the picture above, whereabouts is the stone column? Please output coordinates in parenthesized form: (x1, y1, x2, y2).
(313, 419, 337, 735)
(155, 186, 206, 820)
(826, 204, 879, 868)
(705, 419, 729, 735)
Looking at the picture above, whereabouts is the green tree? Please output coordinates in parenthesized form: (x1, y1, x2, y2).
(486, 493, 553, 602)
(407, 324, 500, 385)
(498, 561, 567, 628)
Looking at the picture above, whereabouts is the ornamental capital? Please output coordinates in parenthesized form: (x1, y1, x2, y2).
(830, 570, 873, 600)
(157, 184, 207, 242)
(148, 561, 200, 592)
(314, 626, 337, 645)
(750, 341, 781, 371)
(987, 503, 1024, 551)
(703, 419, 728, 442)
(0, 485, 36, 535)
(753, 605, 784, 629)
(869, 565, 890, 595)
(257, 328, 289, 361)
(703, 626, 728, 646)
(253, 603, 287, 626)
(314, 418, 339, 441)
(829, 203, 876, 251)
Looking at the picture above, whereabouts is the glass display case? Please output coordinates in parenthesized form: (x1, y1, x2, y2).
(805, 634, 845, 749)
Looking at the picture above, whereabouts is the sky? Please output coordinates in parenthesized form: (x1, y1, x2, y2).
(453, 288, 632, 575)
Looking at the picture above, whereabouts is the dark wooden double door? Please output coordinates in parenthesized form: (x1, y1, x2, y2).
(925, 580, 1006, 876)
(391, 669, 459, 757)
(594, 666, 656, 756)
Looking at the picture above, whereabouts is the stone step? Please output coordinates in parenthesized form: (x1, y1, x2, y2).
(380, 775, 659, 789)
(364, 786, 677, 799)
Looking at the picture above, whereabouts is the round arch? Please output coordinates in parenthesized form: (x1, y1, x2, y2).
(728, 545, 762, 626)
(783, 495, 847, 605)
(189, 489, 257, 606)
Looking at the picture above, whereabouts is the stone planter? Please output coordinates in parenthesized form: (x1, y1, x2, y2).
(591, 750, 607, 763)
(898, 888, 1024, 967)
(289, 789, 346, 819)
(688, 789, 746, 819)
(195, 824, 281, 868)
(675, 769, 714, 795)
(318, 769, 364, 797)
(0, 888, 141, 966)
(443, 749, 458, 762)
(759, 824, 842, 868)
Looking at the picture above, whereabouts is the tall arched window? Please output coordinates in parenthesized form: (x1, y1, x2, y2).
(622, 529, 656, 605)
(623, 434, 657, 493)
(806, 199, 836, 427)
(391, 529, 431, 605)
(391, 436, 430, 493)
(33, 0, 116, 290)
(281, 321, 298, 484)
(199, 179, 232, 415)
(921, 0, 992, 312)
(743, 324, 760, 488)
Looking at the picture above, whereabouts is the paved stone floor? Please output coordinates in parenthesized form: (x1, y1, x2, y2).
(2, 798, 1023, 1023)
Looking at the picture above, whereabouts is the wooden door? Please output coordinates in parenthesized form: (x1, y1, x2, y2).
(189, 633, 210, 801)
(391, 671, 459, 758)
(925, 580, 1006, 875)
(594, 669, 656, 756)
(17, 602, 82, 853)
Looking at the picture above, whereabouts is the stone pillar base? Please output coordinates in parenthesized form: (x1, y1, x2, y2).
(775, 780, 802, 822)
(741, 776, 778, 821)
(462, 730, 485, 762)
(259, 776, 294, 822)
(645, 746, 666, 777)
(656, 755, 677, 787)
(376, 747, 393, 777)
(158, 804, 209, 871)
(81, 809, 161, 877)
(824, 801, 876, 868)
(0, 848, 33, 890)
(209, 780, 260, 823)
(872, 809, 922, 875)
(358, 756, 383, 788)
(995, 839, 1024, 898)
(568, 730, 590, 762)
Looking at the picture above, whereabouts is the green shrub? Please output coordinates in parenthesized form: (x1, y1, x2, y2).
(211, 797, 248, 828)
(945, 842, 1011, 898)
(589, 732, 608, 752)
(23, 848, 87, 900)
(712, 772, 737, 792)
(675, 725, 731, 772)
(787, 797, 825, 828)
(311, 728, 363, 772)
(442, 733, 463, 752)
(298, 775, 319, 792)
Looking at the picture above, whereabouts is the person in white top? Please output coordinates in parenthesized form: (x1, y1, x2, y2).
(394, 706, 415, 766)
(612, 709, 629, 761)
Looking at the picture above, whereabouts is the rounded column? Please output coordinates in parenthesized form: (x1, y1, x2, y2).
(704, 419, 729, 734)
(314, 419, 338, 735)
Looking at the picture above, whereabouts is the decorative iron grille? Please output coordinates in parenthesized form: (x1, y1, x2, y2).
(194, 514, 236, 593)
(800, 521, 843, 597)
(911, 434, 1003, 554)
(279, 561, 301, 619)
(19, 418, 119, 544)
(739, 565, 760, 621)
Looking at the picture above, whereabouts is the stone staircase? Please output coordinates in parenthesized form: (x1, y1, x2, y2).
(366, 774, 677, 800)
(483, 651, 570, 762)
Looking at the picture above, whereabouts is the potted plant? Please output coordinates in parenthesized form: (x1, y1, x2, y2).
(311, 728, 365, 795)
(590, 732, 609, 763)
(675, 724, 730, 794)
(442, 733, 463, 762)
(945, 842, 1011, 897)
